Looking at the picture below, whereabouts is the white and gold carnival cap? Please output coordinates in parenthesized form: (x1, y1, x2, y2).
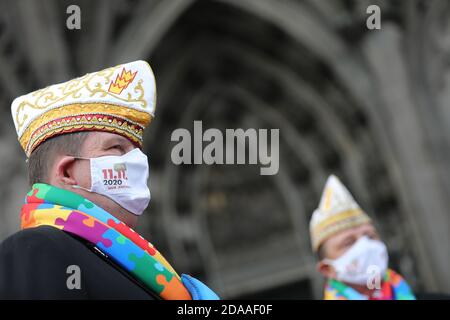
(11, 60, 156, 156)
(309, 175, 371, 252)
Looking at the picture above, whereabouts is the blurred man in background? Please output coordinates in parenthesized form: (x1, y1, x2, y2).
(0, 60, 218, 300)
(310, 175, 415, 300)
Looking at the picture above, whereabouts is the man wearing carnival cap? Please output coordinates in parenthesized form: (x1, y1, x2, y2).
(310, 175, 415, 300)
(0, 60, 218, 300)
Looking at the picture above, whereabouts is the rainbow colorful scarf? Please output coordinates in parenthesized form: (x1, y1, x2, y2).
(20, 183, 192, 300)
(324, 269, 416, 300)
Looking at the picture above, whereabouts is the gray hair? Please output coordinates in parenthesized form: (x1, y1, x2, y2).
(27, 132, 91, 186)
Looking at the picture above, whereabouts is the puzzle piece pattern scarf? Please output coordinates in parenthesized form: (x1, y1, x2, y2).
(20, 183, 192, 300)
(324, 269, 416, 300)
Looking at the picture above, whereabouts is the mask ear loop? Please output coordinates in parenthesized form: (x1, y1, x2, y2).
(71, 184, 91, 192)
(69, 154, 91, 161)
(321, 258, 335, 267)
(69, 155, 92, 192)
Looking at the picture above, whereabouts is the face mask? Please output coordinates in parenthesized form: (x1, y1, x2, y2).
(72, 148, 151, 216)
(324, 236, 388, 286)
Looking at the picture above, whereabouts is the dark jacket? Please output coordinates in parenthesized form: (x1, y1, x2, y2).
(0, 225, 157, 299)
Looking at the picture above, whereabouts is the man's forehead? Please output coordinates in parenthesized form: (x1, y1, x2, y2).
(87, 132, 134, 147)
(327, 223, 376, 244)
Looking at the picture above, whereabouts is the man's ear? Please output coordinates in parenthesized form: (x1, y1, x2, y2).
(317, 260, 337, 279)
(51, 155, 77, 187)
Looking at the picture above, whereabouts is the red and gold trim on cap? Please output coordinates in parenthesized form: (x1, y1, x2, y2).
(311, 208, 372, 252)
(20, 103, 152, 157)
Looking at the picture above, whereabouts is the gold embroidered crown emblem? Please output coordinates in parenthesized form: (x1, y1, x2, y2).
(11, 60, 156, 157)
(108, 67, 138, 94)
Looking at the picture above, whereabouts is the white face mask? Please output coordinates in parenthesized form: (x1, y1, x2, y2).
(73, 148, 151, 216)
(324, 236, 388, 286)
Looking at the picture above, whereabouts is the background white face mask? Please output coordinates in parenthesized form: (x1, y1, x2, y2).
(73, 148, 151, 216)
(324, 236, 388, 286)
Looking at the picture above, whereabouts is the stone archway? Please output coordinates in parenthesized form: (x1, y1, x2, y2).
(141, 0, 446, 297)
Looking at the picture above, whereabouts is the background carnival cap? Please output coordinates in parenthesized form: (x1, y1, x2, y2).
(309, 175, 371, 252)
(11, 60, 156, 157)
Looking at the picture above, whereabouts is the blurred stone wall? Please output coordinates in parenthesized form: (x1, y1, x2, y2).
(0, 0, 449, 298)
